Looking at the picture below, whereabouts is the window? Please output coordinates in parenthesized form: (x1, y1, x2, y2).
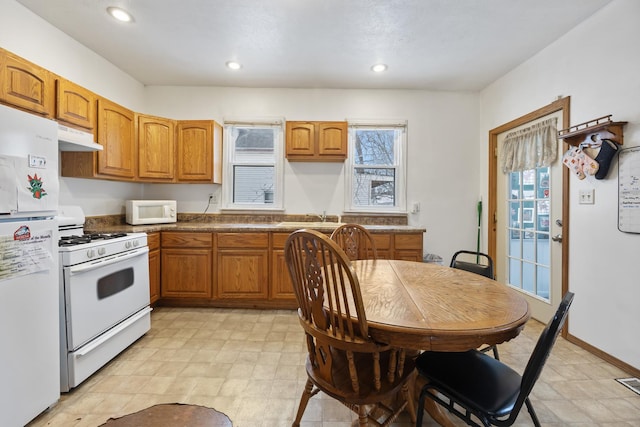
(222, 121, 284, 210)
(345, 122, 407, 212)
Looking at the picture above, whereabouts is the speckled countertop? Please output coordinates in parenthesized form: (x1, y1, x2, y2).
(84, 213, 426, 234)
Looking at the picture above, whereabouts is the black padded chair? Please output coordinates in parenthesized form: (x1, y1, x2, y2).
(450, 250, 499, 358)
(415, 291, 575, 427)
(450, 250, 495, 279)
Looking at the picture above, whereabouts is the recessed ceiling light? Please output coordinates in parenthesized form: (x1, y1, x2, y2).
(107, 7, 133, 23)
(226, 61, 242, 70)
(371, 64, 388, 73)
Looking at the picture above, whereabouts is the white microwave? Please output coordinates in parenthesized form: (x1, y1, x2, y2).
(126, 200, 177, 225)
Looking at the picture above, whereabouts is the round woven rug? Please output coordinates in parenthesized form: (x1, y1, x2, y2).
(99, 403, 233, 427)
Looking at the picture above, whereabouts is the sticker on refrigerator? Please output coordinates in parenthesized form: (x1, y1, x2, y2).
(0, 227, 54, 281)
(26, 173, 48, 199)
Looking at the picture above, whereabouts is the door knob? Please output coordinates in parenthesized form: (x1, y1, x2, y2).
(551, 234, 563, 242)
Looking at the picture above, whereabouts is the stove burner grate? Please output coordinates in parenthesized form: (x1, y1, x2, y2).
(59, 233, 129, 247)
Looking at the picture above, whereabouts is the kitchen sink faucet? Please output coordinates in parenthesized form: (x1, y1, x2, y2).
(305, 210, 327, 222)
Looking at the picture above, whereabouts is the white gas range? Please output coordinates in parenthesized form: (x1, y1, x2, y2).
(57, 206, 152, 392)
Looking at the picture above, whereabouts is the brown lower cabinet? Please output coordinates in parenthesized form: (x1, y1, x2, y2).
(161, 232, 213, 299)
(154, 230, 423, 308)
(393, 233, 424, 262)
(147, 232, 161, 304)
(215, 233, 269, 300)
(271, 233, 296, 301)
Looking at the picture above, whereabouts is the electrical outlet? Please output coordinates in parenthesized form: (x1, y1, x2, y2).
(208, 193, 218, 204)
(578, 189, 595, 204)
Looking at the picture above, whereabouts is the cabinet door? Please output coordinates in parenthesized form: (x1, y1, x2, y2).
(372, 233, 392, 259)
(56, 78, 95, 129)
(216, 249, 269, 299)
(0, 50, 54, 116)
(138, 114, 175, 181)
(161, 248, 212, 298)
(97, 98, 136, 179)
(148, 249, 161, 304)
(393, 233, 423, 262)
(285, 122, 315, 158)
(317, 121, 347, 159)
(271, 233, 296, 301)
(176, 120, 213, 182)
(215, 233, 269, 300)
(147, 232, 161, 304)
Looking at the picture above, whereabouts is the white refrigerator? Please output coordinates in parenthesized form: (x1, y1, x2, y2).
(0, 104, 60, 426)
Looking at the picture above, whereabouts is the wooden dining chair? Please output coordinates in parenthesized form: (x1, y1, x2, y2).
(330, 223, 378, 260)
(285, 229, 416, 427)
(415, 291, 575, 427)
(450, 250, 499, 359)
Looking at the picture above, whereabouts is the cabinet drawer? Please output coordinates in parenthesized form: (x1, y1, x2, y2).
(272, 232, 291, 249)
(217, 233, 268, 248)
(161, 232, 212, 248)
(372, 233, 391, 250)
(394, 234, 423, 250)
(147, 232, 160, 251)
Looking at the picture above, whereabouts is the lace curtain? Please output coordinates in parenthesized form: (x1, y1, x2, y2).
(500, 117, 558, 173)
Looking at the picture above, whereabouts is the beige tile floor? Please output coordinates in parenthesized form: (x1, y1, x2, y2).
(28, 307, 640, 427)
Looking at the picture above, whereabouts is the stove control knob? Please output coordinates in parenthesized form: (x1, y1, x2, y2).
(87, 249, 95, 258)
(133, 240, 139, 247)
(125, 241, 132, 249)
(98, 247, 106, 256)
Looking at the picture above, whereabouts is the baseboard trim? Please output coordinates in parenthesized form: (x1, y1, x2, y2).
(566, 333, 640, 378)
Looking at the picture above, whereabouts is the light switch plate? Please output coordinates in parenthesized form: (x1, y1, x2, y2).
(578, 188, 595, 204)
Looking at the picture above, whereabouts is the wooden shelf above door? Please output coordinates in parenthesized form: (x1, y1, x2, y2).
(557, 115, 627, 146)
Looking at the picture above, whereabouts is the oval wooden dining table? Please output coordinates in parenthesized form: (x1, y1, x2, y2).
(350, 259, 531, 426)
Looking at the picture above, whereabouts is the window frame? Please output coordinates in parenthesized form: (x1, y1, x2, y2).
(345, 121, 407, 213)
(221, 119, 284, 211)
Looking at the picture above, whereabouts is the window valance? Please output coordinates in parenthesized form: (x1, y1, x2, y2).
(500, 117, 558, 173)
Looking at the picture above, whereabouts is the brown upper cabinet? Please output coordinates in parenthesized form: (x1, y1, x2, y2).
(286, 121, 348, 161)
(56, 78, 96, 130)
(96, 98, 136, 179)
(138, 114, 175, 181)
(61, 97, 136, 180)
(0, 48, 54, 117)
(176, 120, 223, 183)
(4, 48, 225, 184)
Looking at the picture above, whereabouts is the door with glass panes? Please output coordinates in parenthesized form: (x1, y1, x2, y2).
(494, 105, 566, 322)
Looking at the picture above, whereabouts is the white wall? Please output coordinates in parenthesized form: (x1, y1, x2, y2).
(480, 0, 640, 370)
(143, 87, 481, 260)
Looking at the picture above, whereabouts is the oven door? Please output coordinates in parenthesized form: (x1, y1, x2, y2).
(62, 246, 150, 351)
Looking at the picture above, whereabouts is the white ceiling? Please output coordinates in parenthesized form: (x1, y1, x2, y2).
(16, 0, 613, 91)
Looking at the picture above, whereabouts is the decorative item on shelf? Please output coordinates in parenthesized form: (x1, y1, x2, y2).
(558, 115, 626, 180)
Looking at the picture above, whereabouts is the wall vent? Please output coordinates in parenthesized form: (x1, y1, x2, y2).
(616, 377, 640, 396)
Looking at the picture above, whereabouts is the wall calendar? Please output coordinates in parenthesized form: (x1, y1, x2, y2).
(618, 146, 640, 233)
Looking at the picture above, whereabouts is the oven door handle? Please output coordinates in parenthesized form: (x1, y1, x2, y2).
(75, 307, 153, 357)
(69, 246, 149, 275)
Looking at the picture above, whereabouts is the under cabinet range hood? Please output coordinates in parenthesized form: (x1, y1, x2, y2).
(58, 124, 103, 151)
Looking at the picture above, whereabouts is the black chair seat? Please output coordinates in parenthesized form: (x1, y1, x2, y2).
(415, 292, 575, 427)
(416, 350, 521, 418)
